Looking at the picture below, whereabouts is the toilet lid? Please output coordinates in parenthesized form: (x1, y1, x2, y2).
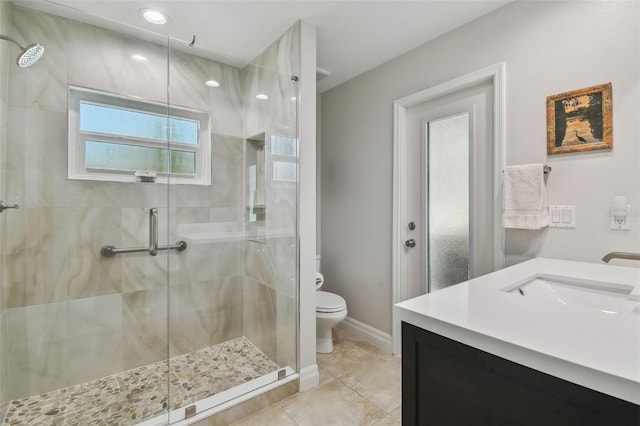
(316, 291, 346, 313)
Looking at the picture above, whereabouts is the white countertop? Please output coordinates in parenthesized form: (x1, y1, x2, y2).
(394, 257, 640, 404)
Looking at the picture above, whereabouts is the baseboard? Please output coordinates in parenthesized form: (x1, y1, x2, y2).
(338, 317, 393, 353)
(298, 363, 320, 392)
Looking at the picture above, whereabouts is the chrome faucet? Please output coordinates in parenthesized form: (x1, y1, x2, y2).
(601, 252, 640, 263)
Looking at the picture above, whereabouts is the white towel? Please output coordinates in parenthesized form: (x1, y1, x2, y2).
(502, 163, 549, 229)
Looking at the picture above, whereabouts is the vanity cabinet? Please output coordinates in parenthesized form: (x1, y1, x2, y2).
(402, 322, 640, 425)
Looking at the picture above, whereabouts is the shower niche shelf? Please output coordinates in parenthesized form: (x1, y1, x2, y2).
(247, 132, 267, 244)
(245, 129, 297, 245)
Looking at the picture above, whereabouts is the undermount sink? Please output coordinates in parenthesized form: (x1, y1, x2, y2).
(502, 274, 637, 314)
(396, 258, 640, 406)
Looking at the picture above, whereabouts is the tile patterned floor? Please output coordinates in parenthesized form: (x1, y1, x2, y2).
(3, 337, 278, 426)
(229, 329, 402, 426)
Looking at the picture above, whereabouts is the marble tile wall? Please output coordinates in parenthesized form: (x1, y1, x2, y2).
(241, 23, 300, 372)
(243, 23, 299, 139)
(0, 3, 301, 407)
(1, 6, 249, 401)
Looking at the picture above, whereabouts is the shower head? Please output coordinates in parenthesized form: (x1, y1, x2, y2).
(17, 43, 44, 67)
(0, 35, 45, 67)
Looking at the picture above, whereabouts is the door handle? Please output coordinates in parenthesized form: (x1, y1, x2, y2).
(149, 208, 158, 256)
(101, 207, 186, 257)
(405, 239, 416, 248)
(0, 201, 19, 213)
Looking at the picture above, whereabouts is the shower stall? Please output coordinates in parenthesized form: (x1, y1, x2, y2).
(0, 3, 300, 425)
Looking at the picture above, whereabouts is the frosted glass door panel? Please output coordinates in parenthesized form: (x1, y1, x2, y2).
(427, 113, 469, 292)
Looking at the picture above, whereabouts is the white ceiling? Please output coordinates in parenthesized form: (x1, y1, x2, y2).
(14, 0, 511, 92)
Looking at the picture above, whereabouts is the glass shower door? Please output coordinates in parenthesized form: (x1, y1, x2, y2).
(0, 5, 301, 424)
(0, 5, 173, 424)
(165, 36, 299, 422)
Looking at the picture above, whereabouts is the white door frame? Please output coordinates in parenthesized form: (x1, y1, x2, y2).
(391, 63, 506, 355)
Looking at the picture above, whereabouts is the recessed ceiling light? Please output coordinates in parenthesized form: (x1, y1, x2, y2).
(139, 8, 170, 25)
(131, 54, 148, 64)
(256, 94, 269, 100)
(205, 80, 220, 88)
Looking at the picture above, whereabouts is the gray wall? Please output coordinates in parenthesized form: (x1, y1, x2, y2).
(320, 1, 640, 335)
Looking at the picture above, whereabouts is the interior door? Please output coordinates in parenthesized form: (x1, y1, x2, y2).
(406, 81, 494, 297)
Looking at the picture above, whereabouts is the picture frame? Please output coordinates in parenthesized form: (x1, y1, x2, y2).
(546, 82, 612, 155)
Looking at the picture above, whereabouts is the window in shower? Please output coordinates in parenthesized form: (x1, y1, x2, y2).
(271, 134, 298, 182)
(68, 86, 211, 185)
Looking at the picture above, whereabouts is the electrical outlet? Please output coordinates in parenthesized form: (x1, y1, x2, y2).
(610, 206, 630, 230)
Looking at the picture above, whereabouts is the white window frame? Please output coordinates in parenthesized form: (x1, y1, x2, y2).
(68, 86, 211, 185)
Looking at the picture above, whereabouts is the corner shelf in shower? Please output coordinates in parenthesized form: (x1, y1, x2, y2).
(175, 222, 294, 245)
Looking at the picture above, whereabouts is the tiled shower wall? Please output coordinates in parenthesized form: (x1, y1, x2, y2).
(2, 5, 244, 400)
(242, 24, 300, 372)
(0, 3, 299, 406)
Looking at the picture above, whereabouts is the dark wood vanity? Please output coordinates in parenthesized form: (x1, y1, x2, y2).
(401, 322, 640, 425)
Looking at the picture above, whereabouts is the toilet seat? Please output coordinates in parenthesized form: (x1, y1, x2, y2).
(316, 291, 346, 313)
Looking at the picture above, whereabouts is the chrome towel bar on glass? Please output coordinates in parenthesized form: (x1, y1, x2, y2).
(101, 208, 187, 257)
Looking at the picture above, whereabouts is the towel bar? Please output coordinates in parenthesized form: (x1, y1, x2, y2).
(502, 165, 551, 174)
(101, 241, 187, 257)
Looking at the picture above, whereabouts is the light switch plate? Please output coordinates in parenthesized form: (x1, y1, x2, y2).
(549, 205, 575, 228)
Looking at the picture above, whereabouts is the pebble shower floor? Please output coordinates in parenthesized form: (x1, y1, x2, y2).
(3, 337, 278, 425)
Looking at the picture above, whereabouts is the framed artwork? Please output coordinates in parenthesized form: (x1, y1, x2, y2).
(546, 82, 612, 155)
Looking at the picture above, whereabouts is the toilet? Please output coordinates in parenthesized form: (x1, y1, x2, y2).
(315, 256, 348, 353)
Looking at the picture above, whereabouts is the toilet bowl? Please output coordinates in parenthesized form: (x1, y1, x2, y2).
(315, 259, 348, 353)
(316, 291, 347, 353)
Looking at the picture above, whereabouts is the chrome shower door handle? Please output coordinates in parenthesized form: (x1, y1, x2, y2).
(101, 207, 186, 257)
(149, 208, 158, 256)
(405, 239, 416, 248)
(0, 201, 19, 213)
